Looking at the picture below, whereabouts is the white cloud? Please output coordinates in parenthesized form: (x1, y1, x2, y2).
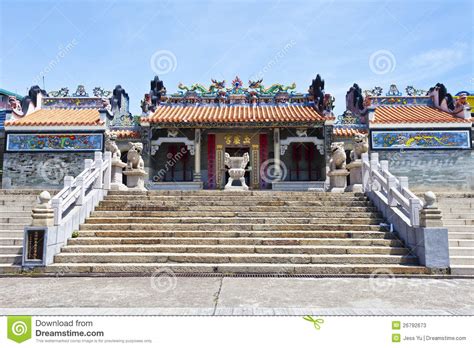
(409, 42, 468, 70)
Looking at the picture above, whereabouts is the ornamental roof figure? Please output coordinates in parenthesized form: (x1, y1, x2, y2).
(140, 74, 336, 126)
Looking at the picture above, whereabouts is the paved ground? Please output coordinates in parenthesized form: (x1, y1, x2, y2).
(0, 277, 472, 315)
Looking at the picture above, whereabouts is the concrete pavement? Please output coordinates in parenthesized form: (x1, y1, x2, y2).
(0, 276, 472, 315)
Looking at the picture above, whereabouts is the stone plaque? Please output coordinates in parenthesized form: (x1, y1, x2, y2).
(26, 230, 46, 261)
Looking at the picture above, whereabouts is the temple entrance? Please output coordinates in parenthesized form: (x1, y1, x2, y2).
(211, 132, 264, 190)
(224, 147, 251, 187)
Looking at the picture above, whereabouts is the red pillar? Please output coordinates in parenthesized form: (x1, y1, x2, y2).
(207, 134, 216, 189)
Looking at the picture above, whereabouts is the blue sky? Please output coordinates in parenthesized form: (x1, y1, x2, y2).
(0, 0, 472, 115)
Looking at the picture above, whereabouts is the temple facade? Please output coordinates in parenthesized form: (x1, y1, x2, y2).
(1, 75, 472, 191)
(139, 75, 335, 191)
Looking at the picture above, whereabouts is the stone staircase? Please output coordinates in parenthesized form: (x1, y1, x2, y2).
(46, 191, 429, 275)
(0, 190, 39, 274)
(438, 194, 474, 275)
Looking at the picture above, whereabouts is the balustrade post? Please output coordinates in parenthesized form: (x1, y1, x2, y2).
(76, 176, 86, 206)
(387, 175, 397, 206)
(399, 176, 408, 190)
(94, 158, 104, 189)
(51, 197, 63, 226)
(380, 160, 389, 175)
(84, 158, 93, 172)
(64, 175, 73, 189)
(369, 153, 379, 171)
(361, 153, 369, 192)
(103, 151, 112, 191)
(409, 197, 422, 227)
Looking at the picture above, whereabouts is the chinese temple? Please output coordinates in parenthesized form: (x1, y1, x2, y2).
(1, 76, 472, 191)
(139, 75, 335, 191)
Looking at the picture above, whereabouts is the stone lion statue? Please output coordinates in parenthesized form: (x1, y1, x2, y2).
(105, 133, 121, 159)
(330, 142, 346, 171)
(126, 142, 144, 170)
(350, 134, 369, 161)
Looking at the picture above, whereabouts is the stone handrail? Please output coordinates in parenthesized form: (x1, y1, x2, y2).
(362, 152, 423, 227)
(51, 152, 111, 225)
(23, 151, 112, 266)
(361, 152, 449, 269)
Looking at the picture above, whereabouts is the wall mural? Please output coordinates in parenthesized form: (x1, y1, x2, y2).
(371, 130, 471, 150)
(7, 133, 103, 152)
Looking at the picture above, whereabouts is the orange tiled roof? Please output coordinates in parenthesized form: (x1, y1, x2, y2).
(144, 105, 328, 124)
(108, 129, 141, 139)
(4, 109, 103, 127)
(373, 106, 471, 124)
(333, 128, 368, 137)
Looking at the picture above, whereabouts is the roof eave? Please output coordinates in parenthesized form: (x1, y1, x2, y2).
(369, 122, 471, 129)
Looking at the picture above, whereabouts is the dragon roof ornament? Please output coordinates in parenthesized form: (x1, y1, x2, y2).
(174, 77, 298, 98)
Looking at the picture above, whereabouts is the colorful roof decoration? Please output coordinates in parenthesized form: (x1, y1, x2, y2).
(5, 85, 132, 129)
(372, 105, 471, 124)
(140, 75, 336, 119)
(143, 105, 329, 126)
(5, 109, 103, 127)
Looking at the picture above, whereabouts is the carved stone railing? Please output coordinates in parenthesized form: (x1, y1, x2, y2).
(362, 152, 423, 227)
(23, 151, 112, 267)
(361, 152, 450, 269)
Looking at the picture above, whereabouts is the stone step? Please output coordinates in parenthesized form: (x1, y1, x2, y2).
(0, 255, 22, 264)
(68, 237, 403, 247)
(449, 233, 474, 240)
(449, 247, 474, 257)
(95, 205, 379, 213)
(61, 244, 410, 255)
(0, 201, 36, 207)
(0, 223, 29, 231)
(107, 191, 364, 197)
(443, 219, 474, 226)
(78, 223, 387, 232)
(437, 207, 474, 214)
(0, 211, 32, 217)
(0, 238, 23, 246)
(443, 213, 474, 219)
(44, 263, 429, 275)
(84, 217, 384, 225)
(449, 256, 474, 266)
(90, 211, 382, 219)
(54, 252, 418, 265)
(0, 217, 32, 224)
(0, 246, 22, 254)
(450, 266, 474, 276)
(99, 200, 373, 208)
(104, 196, 370, 203)
(76, 230, 393, 239)
(445, 226, 474, 233)
(0, 232, 24, 239)
(0, 264, 22, 274)
(0, 205, 33, 212)
(449, 239, 474, 247)
(438, 200, 474, 208)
